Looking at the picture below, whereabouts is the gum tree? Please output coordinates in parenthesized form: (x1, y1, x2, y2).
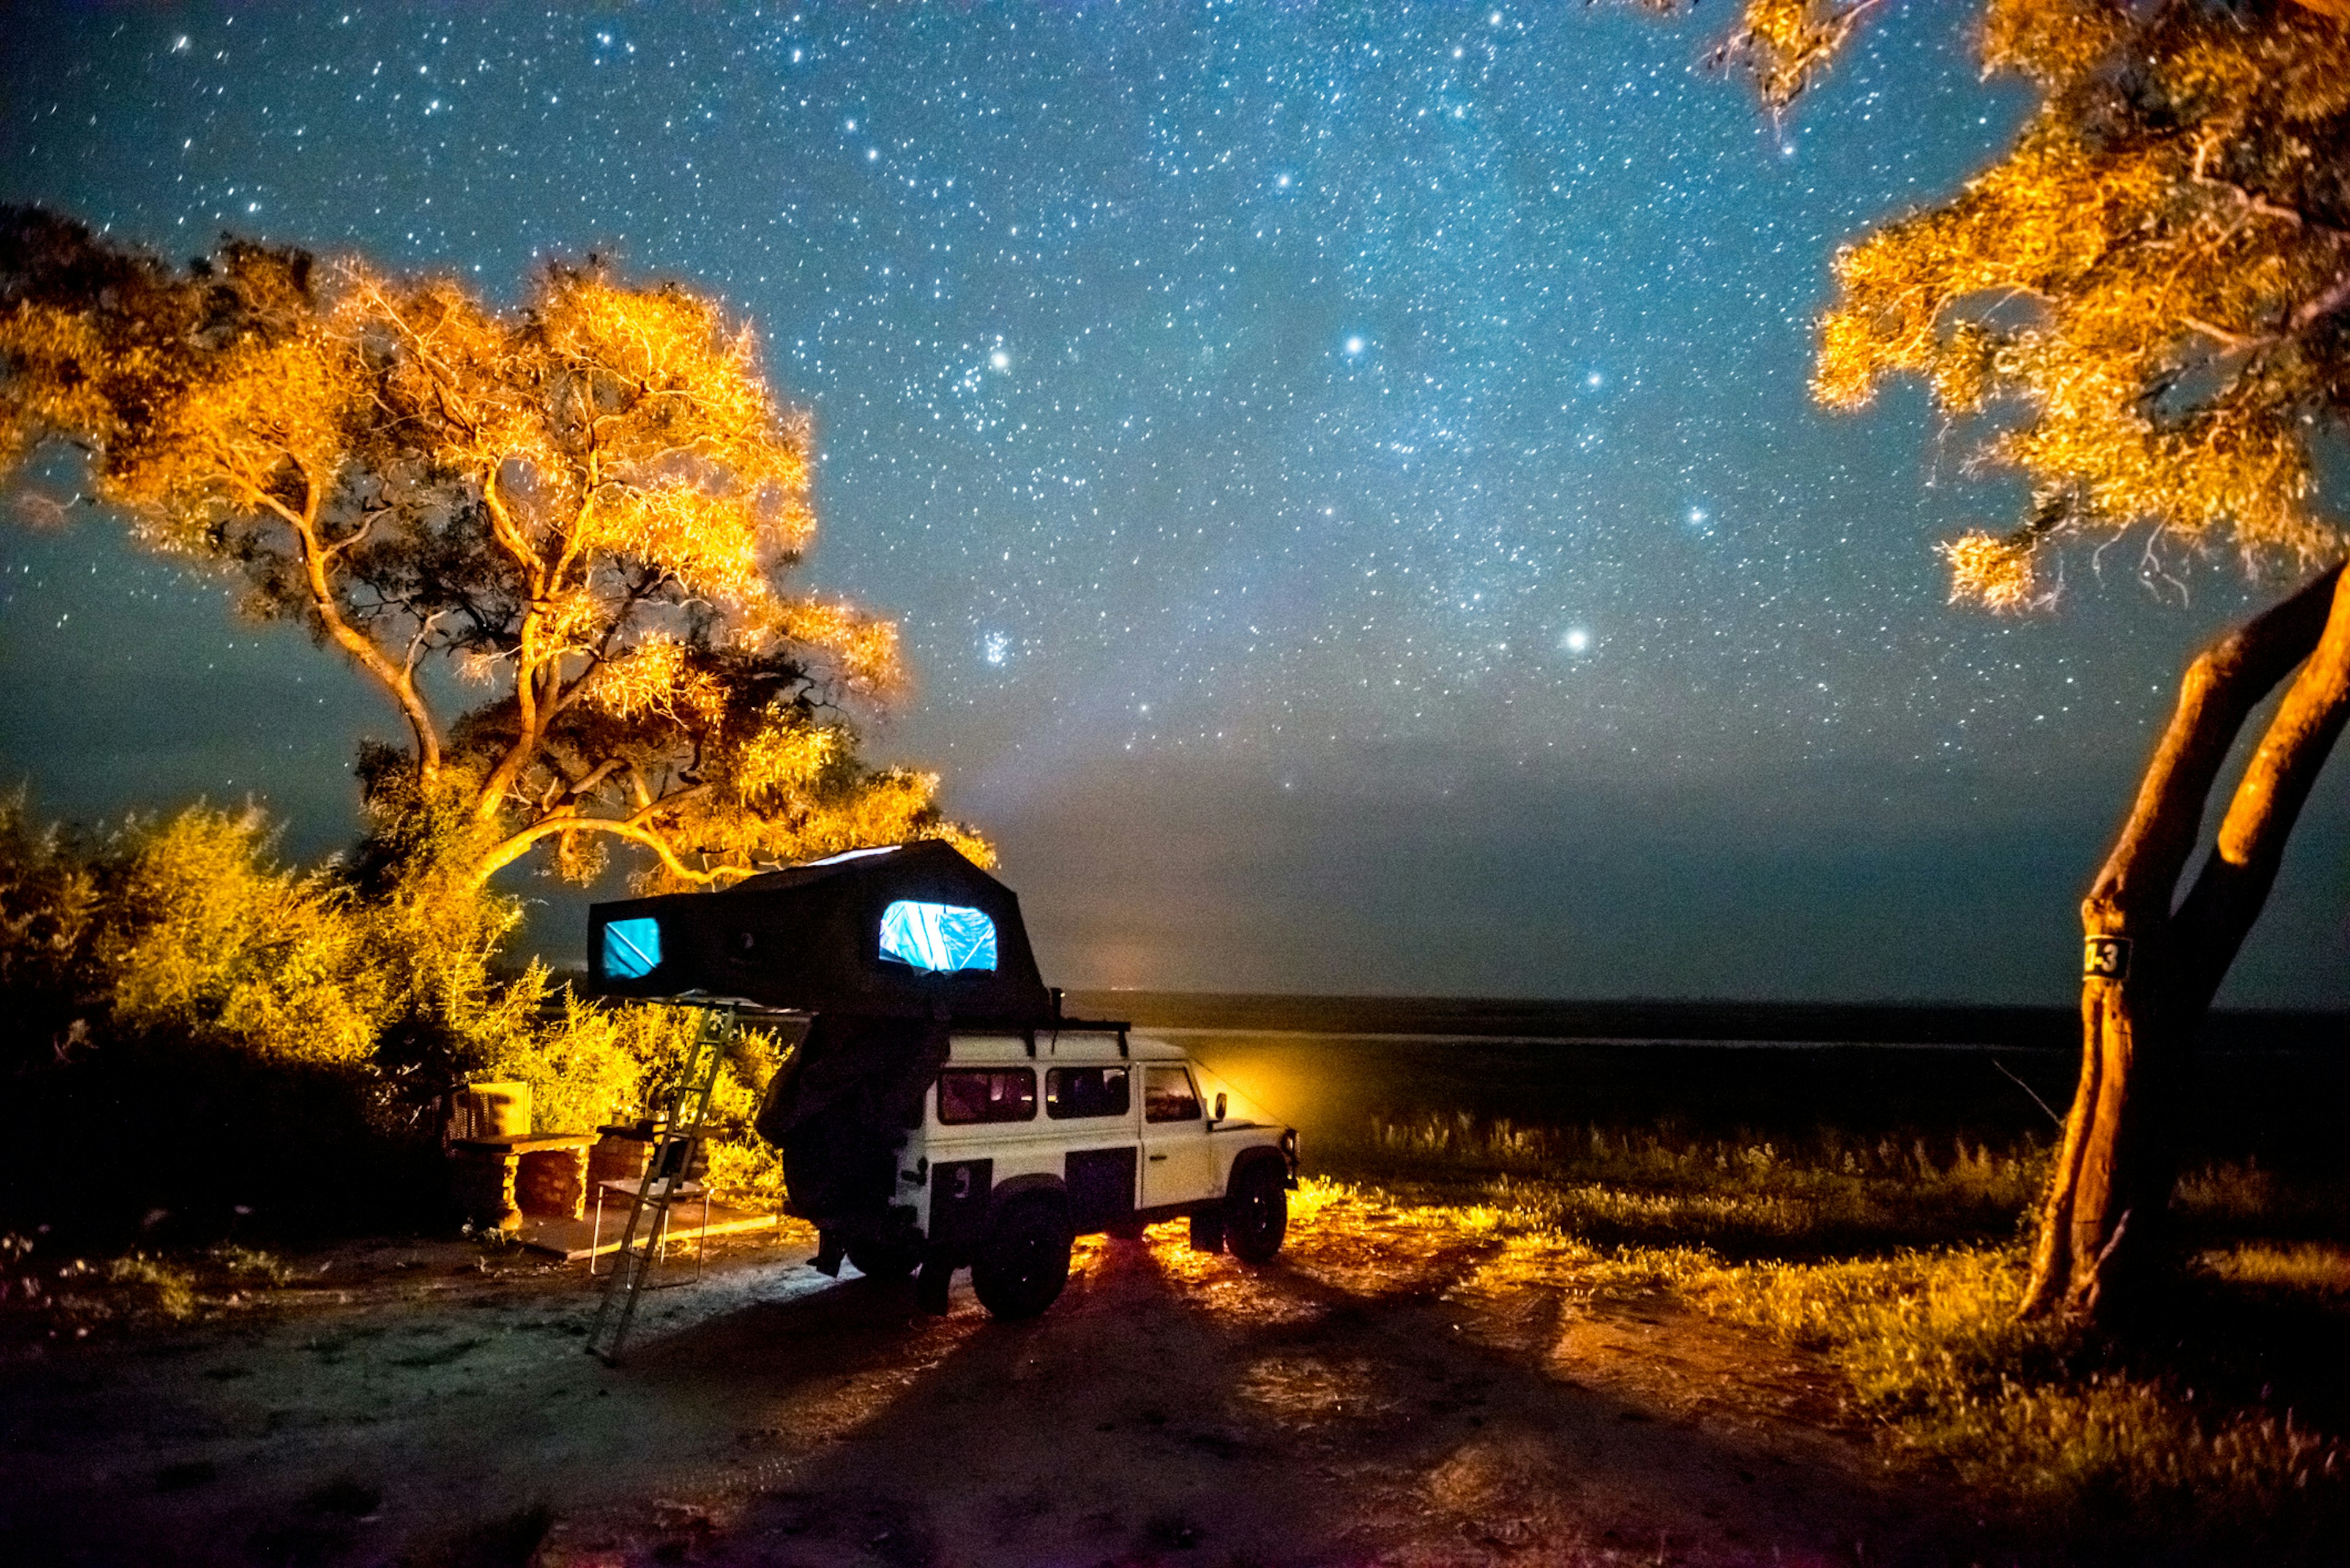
(0, 208, 983, 896)
(1692, 0, 2350, 1318)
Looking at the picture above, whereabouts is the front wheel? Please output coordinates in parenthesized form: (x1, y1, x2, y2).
(1224, 1162, 1289, 1263)
(971, 1200, 1072, 1319)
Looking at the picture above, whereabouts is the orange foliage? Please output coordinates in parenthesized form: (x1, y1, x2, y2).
(1711, 0, 2350, 610)
(0, 210, 980, 890)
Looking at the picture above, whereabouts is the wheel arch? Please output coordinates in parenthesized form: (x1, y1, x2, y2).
(1226, 1143, 1291, 1195)
(990, 1171, 1070, 1215)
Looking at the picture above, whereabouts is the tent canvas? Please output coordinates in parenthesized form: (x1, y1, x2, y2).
(584, 840, 1051, 1024)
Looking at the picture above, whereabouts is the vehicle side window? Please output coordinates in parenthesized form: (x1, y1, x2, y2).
(936, 1068, 1037, 1125)
(1046, 1066, 1131, 1120)
(1142, 1065, 1201, 1124)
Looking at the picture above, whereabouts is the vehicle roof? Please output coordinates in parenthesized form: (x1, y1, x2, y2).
(945, 1030, 1187, 1064)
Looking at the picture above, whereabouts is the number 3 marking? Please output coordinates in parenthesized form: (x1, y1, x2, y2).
(2083, 936, 2132, 980)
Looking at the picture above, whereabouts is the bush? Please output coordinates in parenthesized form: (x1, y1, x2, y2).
(0, 797, 795, 1241)
(96, 806, 390, 1065)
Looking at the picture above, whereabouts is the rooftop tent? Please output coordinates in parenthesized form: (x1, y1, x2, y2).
(585, 839, 1051, 1024)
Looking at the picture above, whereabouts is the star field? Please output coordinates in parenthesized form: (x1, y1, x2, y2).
(5, 2, 2345, 1004)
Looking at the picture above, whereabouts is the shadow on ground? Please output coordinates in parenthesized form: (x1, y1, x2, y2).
(4, 1209, 2011, 1568)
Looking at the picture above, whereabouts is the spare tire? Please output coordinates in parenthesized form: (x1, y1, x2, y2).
(971, 1197, 1072, 1319)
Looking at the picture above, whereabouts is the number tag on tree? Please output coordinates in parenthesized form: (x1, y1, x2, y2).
(2083, 936, 2132, 981)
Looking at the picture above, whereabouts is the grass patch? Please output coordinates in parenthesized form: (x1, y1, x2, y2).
(102, 1253, 200, 1322)
(1321, 1113, 2046, 1258)
(1679, 1244, 2350, 1548)
(0, 1232, 301, 1340)
(1313, 1117, 2350, 1553)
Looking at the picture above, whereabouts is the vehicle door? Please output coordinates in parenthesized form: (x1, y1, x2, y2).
(1139, 1063, 1217, 1207)
(1046, 1062, 1138, 1232)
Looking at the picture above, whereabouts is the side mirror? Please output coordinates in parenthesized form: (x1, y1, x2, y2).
(1213, 1092, 1227, 1123)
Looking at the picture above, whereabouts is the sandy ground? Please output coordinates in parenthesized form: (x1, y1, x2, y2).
(0, 1198, 2014, 1568)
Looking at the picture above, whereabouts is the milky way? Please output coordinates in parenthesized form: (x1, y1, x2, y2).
(5, 4, 2344, 1004)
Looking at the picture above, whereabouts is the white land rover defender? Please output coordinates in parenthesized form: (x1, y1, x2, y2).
(841, 1027, 1298, 1318)
(588, 840, 1299, 1321)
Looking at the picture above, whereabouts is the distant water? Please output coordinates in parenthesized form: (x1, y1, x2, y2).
(1097, 1004, 2350, 1166)
(1068, 990, 2348, 1054)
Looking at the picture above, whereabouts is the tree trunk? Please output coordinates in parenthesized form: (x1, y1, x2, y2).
(2021, 561, 2350, 1321)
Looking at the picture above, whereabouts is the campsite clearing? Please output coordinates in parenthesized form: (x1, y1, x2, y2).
(0, 1189, 2002, 1568)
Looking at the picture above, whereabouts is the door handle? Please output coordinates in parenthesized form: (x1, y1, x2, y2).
(1147, 1154, 1167, 1162)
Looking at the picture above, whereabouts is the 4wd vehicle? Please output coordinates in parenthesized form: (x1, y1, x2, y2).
(588, 839, 1299, 1320)
(834, 1028, 1297, 1318)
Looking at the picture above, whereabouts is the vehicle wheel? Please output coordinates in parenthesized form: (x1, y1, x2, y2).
(846, 1238, 920, 1282)
(971, 1199, 1072, 1319)
(1224, 1162, 1288, 1263)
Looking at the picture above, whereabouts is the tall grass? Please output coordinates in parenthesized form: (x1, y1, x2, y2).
(1680, 1245, 2349, 1545)
(1326, 1111, 2046, 1257)
(1325, 1112, 2350, 1550)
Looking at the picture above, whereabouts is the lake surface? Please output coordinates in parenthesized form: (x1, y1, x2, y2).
(1058, 996, 2350, 1167)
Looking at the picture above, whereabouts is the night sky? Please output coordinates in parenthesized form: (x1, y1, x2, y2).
(4, 2, 2346, 1007)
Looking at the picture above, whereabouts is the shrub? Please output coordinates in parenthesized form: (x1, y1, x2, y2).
(95, 806, 390, 1066)
(0, 797, 797, 1239)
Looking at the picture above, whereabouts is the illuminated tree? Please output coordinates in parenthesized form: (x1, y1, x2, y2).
(1698, 0, 2350, 1318)
(0, 208, 985, 895)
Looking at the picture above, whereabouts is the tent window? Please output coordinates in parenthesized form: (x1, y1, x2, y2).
(879, 900, 999, 973)
(602, 917, 662, 980)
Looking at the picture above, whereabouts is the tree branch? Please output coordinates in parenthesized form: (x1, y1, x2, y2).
(472, 463, 556, 821)
(468, 797, 721, 890)
(319, 504, 389, 561)
(212, 446, 444, 782)
(2290, 263, 2350, 335)
(403, 609, 450, 682)
(2081, 560, 2343, 936)
(2168, 564, 2350, 1012)
(559, 756, 629, 805)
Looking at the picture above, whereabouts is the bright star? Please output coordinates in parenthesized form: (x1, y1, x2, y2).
(990, 350, 1010, 370)
(1345, 336, 1365, 356)
(1562, 627, 1591, 654)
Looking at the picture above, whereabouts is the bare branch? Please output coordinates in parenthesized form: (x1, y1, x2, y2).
(469, 810, 726, 890)
(2082, 559, 2343, 934)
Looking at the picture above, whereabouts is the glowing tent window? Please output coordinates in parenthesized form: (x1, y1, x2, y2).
(879, 901, 998, 973)
(602, 917, 663, 980)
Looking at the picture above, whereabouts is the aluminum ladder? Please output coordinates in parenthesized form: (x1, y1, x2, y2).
(584, 1004, 731, 1365)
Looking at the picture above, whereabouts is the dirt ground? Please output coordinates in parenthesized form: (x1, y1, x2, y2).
(0, 1198, 2018, 1568)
